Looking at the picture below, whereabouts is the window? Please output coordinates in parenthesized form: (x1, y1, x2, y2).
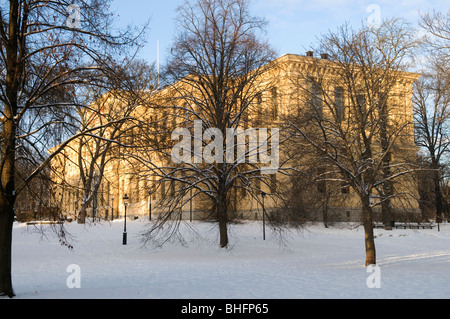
(161, 111, 168, 132)
(317, 167, 326, 194)
(270, 173, 277, 192)
(271, 87, 278, 121)
(311, 82, 322, 117)
(242, 108, 249, 129)
(357, 94, 365, 113)
(256, 93, 263, 126)
(128, 177, 136, 203)
(183, 104, 190, 128)
(135, 177, 140, 202)
(341, 183, 350, 194)
(160, 179, 166, 199)
(170, 179, 175, 197)
(100, 183, 104, 206)
(335, 87, 344, 121)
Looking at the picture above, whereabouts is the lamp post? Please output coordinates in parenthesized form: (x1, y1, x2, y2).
(74, 199, 77, 221)
(261, 191, 266, 240)
(123, 194, 129, 245)
(190, 188, 193, 222)
(111, 196, 115, 221)
(148, 190, 153, 221)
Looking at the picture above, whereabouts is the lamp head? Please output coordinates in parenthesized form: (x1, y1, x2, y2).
(123, 194, 129, 206)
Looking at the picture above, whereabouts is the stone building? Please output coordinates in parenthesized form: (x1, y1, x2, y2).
(50, 52, 421, 223)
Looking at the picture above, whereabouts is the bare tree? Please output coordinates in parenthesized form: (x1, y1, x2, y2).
(284, 19, 419, 266)
(139, 0, 278, 248)
(419, 10, 450, 61)
(414, 10, 450, 222)
(58, 61, 157, 224)
(0, 0, 147, 297)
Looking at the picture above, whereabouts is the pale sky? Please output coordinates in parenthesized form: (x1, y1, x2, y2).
(110, 0, 448, 65)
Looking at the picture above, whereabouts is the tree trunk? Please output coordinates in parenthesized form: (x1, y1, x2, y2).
(217, 185, 229, 248)
(380, 152, 393, 230)
(1, 0, 19, 297)
(381, 183, 393, 230)
(77, 206, 87, 224)
(218, 214, 228, 248)
(0, 200, 15, 297)
(0, 119, 17, 297)
(362, 196, 376, 266)
(0, 108, 18, 298)
(379, 98, 393, 230)
(433, 168, 444, 222)
(322, 196, 329, 228)
(77, 191, 94, 224)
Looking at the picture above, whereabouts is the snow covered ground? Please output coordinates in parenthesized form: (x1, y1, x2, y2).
(10, 219, 450, 299)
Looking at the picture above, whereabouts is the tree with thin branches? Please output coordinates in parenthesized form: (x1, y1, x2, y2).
(140, 0, 279, 248)
(413, 10, 450, 222)
(284, 19, 420, 266)
(0, 0, 147, 297)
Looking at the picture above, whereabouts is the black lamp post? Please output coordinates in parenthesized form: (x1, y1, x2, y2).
(148, 190, 153, 221)
(123, 194, 129, 245)
(190, 188, 193, 222)
(111, 195, 115, 221)
(261, 191, 266, 240)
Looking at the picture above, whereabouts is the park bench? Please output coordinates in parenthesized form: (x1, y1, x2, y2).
(393, 222, 434, 229)
(26, 220, 64, 225)
(373, 222, 435, 229)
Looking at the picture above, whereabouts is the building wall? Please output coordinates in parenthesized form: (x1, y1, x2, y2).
(50, 53, 421, 222)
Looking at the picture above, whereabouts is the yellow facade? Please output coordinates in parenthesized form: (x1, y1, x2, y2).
(50, 53, 421, 222)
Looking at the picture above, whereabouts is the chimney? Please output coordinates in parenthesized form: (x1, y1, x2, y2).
(320, 53, 329, 60)
(306, 51, 313, 57)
